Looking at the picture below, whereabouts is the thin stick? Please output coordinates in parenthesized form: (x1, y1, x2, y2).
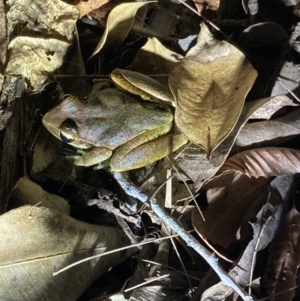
(113, 172, 254, 301)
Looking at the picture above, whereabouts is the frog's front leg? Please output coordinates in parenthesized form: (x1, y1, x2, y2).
(74, 147, 112, 167)
(111, 126, 188, 172)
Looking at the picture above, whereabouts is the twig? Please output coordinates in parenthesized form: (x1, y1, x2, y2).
(113, 172, 254, 301)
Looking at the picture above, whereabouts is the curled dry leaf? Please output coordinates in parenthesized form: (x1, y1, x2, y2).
(0, 206, 133, 301)
(219, 147, 300, 178)
(192, 171, 268, 248)
(169, 24, 257, 157)
(249, 95, 298, 120)
(264, 206, 300, 301)
(89, 1, 155, 59)
(236, 109, 300, 150)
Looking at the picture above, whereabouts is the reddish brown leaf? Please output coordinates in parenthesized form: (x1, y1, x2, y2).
(219, 148, 300, 178)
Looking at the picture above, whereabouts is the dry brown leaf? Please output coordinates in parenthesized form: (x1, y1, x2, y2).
(0, 206, 133, 301)
(77, 0, 109, 18)
(192, 171, 268, 248)
(89, 2, 155, 59)
(169, 24, 257, 157)
(236, 109, 300, 150)
(264, 206, 300, 301)
(249, 95, 297, 120)
(219, 147, 300, 178)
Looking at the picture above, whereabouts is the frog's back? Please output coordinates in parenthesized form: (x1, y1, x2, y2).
(80, 89, 173, 149)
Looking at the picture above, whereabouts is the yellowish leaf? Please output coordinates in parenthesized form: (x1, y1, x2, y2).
(169, 24, 258, 156)
(89, 1, 156, 59)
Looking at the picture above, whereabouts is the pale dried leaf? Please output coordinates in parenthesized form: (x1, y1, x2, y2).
(249, 95, 297, 120)
(77, 0, 109, 18)
(192, 171, 267, 248)
(5, 36, 70, 90)
(271, 61, 300, 97)
(236, 109, 300, 149)
(264, 207, 300, 301)
(0, 206, 132, 301)
(9, 177, 70, 214)
(169, 24, 257, 156)
(90, 2, 155, 58)
(219, 147, 300, 178)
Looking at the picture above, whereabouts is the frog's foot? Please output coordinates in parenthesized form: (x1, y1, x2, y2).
(73, 147, 112, 167)
(111, 133, 188, 172)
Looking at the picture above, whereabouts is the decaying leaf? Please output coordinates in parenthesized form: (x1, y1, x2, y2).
(0, 206, 133, 301)
(169, 24, 257, 157)
(192, 171, 268, 248)
(219, 147, 300, 178)
(5, 0, 79, 90)
(264, 206, 300, 301)
(89, 2, 155, 58)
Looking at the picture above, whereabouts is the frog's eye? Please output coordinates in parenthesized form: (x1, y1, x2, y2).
(59, 119, 78, 143)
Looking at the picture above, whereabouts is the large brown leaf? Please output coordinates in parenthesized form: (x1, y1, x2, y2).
(219, 147, 300, 178)
(0, 206, 132, 301)
(169, 24, 257, 157)
(175, 97, 271, 190)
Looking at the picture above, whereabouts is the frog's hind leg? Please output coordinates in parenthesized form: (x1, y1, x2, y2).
(111, 129, 188, 172)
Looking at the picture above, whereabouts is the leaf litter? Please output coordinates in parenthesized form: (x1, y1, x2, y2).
(1, 0, 300, 300)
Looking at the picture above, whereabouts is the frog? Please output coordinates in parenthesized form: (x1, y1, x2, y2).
(42, 69, 188, 172)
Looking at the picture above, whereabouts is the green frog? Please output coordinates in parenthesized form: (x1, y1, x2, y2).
(42, 69, 187, 172)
